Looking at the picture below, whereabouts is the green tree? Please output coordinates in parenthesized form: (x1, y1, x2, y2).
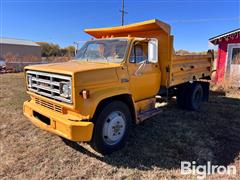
(37, 42, 61, 57)
(64, 46, 76, 57)
(37, 42, 75, 57)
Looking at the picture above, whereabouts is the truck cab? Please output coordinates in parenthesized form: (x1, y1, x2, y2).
(23, 19, 213, 154)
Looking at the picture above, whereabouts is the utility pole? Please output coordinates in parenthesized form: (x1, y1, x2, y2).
(119, 0, 128, 26)
(73, 40, 85, 56)
(73, 41, 79, 56)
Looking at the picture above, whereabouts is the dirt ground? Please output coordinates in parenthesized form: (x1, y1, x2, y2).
(0, 73, 240, 179)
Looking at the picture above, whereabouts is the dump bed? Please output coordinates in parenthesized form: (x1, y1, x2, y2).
(169, 52, 213, 87)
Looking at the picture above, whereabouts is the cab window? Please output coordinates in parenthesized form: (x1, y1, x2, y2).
(130, 41, 148, 63)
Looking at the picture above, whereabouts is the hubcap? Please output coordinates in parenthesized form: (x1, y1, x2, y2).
(102, 111, 126, 145)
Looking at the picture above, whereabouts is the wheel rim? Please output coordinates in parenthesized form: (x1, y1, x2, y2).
(102, 111, 126, 145)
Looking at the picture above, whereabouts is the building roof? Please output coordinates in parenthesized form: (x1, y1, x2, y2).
(209, 28, 240, 44)
(0, 38, 40, 47)
(84, 19, 171, 38)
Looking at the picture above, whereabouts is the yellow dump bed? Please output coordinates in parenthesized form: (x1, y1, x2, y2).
(170, 52, 213, 87)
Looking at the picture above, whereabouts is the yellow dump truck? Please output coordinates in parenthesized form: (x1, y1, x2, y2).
(23, 19, 213, 154)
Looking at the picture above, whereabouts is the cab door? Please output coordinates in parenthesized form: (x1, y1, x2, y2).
(127, 40, 161, 101)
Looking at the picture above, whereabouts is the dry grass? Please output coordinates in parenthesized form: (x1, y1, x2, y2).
(0, 73, 240, 179)
(211, 69, 240, 94)
(4, 54, 40, 62)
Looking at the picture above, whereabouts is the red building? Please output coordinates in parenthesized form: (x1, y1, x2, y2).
(209, 29, 240, 86)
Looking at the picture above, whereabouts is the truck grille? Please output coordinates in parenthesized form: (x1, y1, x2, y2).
(26, 70, 72, 103)
(35, 98, 63, 113)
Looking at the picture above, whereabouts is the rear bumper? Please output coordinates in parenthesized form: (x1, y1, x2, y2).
(23, 100, 94, 142)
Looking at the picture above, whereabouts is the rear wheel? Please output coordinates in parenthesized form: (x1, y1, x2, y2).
(187, 83, 203, 110)
(177, 82, 203, 110)
(176, 84, 188, 108)
(90, 101, 131, 155)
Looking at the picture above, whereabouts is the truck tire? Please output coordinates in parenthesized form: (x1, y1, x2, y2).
(186, 83, 203, 110)
(90, 101, 131, 155)
(177, 83, 203, 110)
(176, 84, 188, 108)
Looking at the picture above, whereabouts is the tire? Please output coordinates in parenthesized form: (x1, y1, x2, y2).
(177, 83, 203, 110)
(90, 101, 131, 155)
(176, 84, 188, 108)
(186, 83, 203, 110)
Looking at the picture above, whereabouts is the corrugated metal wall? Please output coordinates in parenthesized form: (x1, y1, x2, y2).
(0, 44, 41, 62)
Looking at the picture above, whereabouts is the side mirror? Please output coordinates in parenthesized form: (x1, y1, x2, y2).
(148, 38, 158, 63)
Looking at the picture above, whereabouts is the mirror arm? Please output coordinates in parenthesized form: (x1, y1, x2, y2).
(134, 61, 146, 76)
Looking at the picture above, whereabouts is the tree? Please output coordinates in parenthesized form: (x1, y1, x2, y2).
(37, 42, 75, 57)
(64, 46, 75, 57)
(37, 42, 61, 57)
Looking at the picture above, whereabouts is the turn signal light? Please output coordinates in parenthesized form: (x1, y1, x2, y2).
(81, 90, 90, 99)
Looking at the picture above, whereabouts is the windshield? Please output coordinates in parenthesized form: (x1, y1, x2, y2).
(75, 39, 128, 63)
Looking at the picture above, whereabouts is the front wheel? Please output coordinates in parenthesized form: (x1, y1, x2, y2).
(90, 101, 131, 155)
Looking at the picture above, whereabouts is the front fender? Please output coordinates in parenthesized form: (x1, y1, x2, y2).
(75, 84, 132, 119)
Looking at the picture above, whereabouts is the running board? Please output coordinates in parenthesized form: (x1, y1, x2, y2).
(137, 108, 162, 123)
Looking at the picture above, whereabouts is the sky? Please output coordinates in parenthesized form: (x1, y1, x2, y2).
(0, 0, 240, 52)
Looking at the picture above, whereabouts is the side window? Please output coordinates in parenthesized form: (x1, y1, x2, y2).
(130, 41, 148, 63)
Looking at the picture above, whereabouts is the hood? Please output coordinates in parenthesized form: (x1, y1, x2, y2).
(25, 60, 122, 75)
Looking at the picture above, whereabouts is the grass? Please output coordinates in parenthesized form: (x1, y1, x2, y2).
(0, 73, 240, 179)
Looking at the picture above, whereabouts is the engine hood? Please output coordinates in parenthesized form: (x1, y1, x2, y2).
(25, 60, 125, 87)
(25, 60, 122, 75)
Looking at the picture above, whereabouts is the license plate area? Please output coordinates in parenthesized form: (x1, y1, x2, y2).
(33, 111, 51, 125)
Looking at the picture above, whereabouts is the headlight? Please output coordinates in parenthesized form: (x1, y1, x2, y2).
(60, 82, 71, 98)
